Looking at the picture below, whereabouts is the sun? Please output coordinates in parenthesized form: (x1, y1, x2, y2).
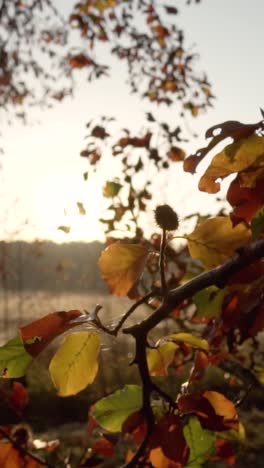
(34, 174, 105, 242)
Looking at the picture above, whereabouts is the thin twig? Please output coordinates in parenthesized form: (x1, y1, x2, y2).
(159, 228, 167, 294)
(124, 239, 264, 336)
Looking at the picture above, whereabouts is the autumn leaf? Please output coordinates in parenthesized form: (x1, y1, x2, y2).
(58, 225, 71, 234)
(147, 342, 178, 376)
(203, 391, 237, 423)
(77, 201, 86, 215)
(0, 441, 41, 467)
(69, 53, 92, 68)
(187, 216, 252, 268)
(227, 176, 264, 226)
(151, 414, 189, 465)
(98, 242, 149, 296)
(178, 391, 238, 432)
(49, 331, 100, 396)
(9, 382, 29, 413)
(184, 119, 263, 174)
(199, 135, 264, 193)
(167, 146, 186, 161)
(149, 448, 181, 468)
(103, 181, 122, 197)
(19, 310, 82, 356)
(166, 332, 209, 351)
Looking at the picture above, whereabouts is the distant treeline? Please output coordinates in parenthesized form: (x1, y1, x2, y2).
(0, 240, 107, 292)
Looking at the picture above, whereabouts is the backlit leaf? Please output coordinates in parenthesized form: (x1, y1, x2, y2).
(187, 216, 251, 268)
(166, 332, 209, 351)
(203, 391, 237, 422)
(19, 310, 82, 356)
(147, 342, 178, 376)
(0, 335, 32, 378)
(168, 146, 186, 161)
(199, 135, 264, 193)
(149, 448, 182, 468)
(92, 385, 142, 432)
(77, 201, 86, 215)
(58, 225, 71, 234)
(184, 119, 263, 175)
(184, 417, 216, 466)
(98, 242, 149, 296)
(193, 286, 225, 319)
(49, 331, 100, 396)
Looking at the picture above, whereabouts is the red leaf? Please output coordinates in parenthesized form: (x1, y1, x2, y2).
(92, 437, 114, 458)
(151, 414, 189, 464)
(9, 382, 28, 413)
(69, 53, 92, 69)
(227, 176, 264, 225)
(19, 310, 82, 356)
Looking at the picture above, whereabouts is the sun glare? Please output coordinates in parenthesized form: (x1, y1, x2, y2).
(35, 174, 105, 242)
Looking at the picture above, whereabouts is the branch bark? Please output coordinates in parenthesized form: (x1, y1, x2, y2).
(124, 239, 264, 336)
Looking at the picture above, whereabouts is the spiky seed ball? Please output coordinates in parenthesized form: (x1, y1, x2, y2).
(154, 204, 179, 231)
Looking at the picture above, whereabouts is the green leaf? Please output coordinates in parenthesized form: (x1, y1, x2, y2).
(49, 331, 100, 396)
(193, 286, 225, 318)
(0, 335, 32, 378)
(184, 417, 216, 466)
(251, 207, 264, 240)
(92, 385, 142, 432)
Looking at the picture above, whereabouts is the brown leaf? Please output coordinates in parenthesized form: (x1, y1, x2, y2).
(198, 135, 264, 193)
(19, 310, 82, 356)
(184, 119, 264, 174)
(168, 146, 186, 161)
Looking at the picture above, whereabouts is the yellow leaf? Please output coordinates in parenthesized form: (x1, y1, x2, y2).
(49, 331, 100, 396)
(98, 242, 149, 296)
(187, 216, 252, 268)
(167, 332, 209, 351)
(147, 342, 178, 376)
(199, 135, 264, 193)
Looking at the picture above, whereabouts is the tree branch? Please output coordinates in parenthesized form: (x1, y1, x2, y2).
(124, 239, 264, 335)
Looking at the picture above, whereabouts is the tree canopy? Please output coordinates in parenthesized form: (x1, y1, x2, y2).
(0, 1, 264, 467)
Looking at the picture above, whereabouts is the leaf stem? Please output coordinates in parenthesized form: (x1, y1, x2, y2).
(159, 228, 167, 294)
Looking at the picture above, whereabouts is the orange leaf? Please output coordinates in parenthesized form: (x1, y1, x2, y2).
(98, 242, 149, 296)
(168, 146, 186, 161)
(203, 391, 237, 425)
(149, 447, 181, 468)
(0, 442, 41, 467)
(19, 310, 82, 357)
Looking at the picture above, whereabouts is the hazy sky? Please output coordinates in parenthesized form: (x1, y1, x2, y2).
(1, 0, 263, 242)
